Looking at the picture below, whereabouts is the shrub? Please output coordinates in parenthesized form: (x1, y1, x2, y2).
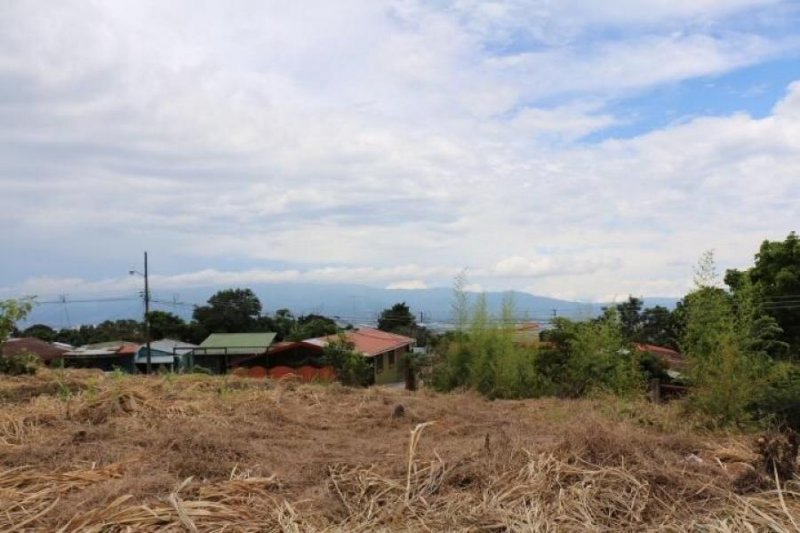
(323, 335, 373, 387)
(0, 352, 40, 376)
(748, 362, 800, 430)
(681, 253, 773, 425)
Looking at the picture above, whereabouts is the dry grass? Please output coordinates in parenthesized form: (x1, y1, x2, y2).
(0, 370, 798, 531)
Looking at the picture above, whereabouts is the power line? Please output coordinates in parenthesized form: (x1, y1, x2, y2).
(36, 296, 140, 304)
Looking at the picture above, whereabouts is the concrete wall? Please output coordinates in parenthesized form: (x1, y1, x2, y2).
(373, 347, 407, 385)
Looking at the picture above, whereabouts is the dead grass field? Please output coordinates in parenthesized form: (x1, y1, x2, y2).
(1, 369, 798, 532)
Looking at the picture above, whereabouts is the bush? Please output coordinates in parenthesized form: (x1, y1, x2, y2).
(748, 363, 800, 431)
(323, 335, 373, 387)
(0, 352, 40, 376)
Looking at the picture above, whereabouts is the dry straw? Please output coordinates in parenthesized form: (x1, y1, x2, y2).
(0, 371, 798, 531)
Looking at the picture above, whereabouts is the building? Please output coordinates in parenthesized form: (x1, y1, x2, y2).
(261, 341, 324, 368)
(513, 322, 541, 347)
(191, 333, 276, 374)
(635, 343, 686, 374)
(135, 338, 198, 373)
(62, 341, 139, 373)
(306, 327, 416, 385)
(0, 337, 70, 366)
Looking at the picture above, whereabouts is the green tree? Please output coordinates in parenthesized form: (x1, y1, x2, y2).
(192, 288, 264, 334)
(21, 323, 57, 342)
(683, 251, 773, 424)
(91, 319, 144, 343)
(271, 309, 296, 341)
(639, 306, 680, 349)
(377, 302, 417, 332)
(147, 311, 187, 340)
(613, 296, 644, 341)
(288, 314, 337, 341)
(322, 335, 372, 387)
(1, 298, 34, 342)
(1, 298, 38, 375)
(726, 231, 800, 358)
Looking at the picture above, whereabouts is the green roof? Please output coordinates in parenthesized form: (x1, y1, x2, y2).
(197, 333, 276, 355)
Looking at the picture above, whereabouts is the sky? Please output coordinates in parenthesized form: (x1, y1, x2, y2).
(1, 0, 800, 303)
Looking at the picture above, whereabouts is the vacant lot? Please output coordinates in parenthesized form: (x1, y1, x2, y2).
(0, 370, 798, 531)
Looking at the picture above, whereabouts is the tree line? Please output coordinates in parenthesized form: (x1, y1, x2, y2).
(431, 232, 800, 430)
(14, 288, 339, 346)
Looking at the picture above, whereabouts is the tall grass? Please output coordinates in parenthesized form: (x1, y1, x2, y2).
(431, 285, 643, 399)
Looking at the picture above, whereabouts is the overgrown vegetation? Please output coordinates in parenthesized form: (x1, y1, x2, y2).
(0, 298, 40, 375)
(322, 335, 373, 387)
(432, 287, 645, 399)
(432, 245, 800, 431)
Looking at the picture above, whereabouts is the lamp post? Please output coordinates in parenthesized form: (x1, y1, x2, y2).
(130, 252, 151, 374)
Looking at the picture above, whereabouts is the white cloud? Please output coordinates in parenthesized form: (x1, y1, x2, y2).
(386, 280, 429, 290)
(493, 255, 620, 278)
(1, 1, 799, 302)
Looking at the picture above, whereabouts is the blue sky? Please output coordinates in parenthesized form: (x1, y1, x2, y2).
(1, 0, 799, 302)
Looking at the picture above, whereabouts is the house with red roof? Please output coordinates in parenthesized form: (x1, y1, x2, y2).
(635, 343, 686, 372)
(305, 327, 416, 385)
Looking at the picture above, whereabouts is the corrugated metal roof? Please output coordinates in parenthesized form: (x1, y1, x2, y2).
(64, 348, 119, 357)
(197, 332, 276, 356)
(81, 341, 139, 350)
(134, 353, 176, 364)
(306, 327, 415, 358)
(149, 338, 198, 353)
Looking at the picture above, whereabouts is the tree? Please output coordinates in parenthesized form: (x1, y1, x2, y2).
(21, 323, 57, 342)
(605, 296, 679, 349)
(91, 319, 144, 343)
(288, 314, 337, 341)
(614, 296, 644, 341)
(322, 335, 372, 387)
(683, 251, 773, 424)
(147, 311, 188, 340)
(271, 309, 295, 341)
(639, 306, 680, 349)
(1, 298, 33, 342)
(377, 301, 431, 345)
(192, 288, 264, 334)
(726, 231, 800, 357)
(0, 298, 38, 375)
(377, 302, 417, 332)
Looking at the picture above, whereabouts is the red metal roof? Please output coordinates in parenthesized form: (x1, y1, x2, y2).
(1, 337, 68, 363)
(635, 343, 686, 369)
(307, 327, 415, 358)
(268, 341, 323, 355)
(116, 344, 139, 355)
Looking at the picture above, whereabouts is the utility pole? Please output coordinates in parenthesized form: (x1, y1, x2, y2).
(144, 251, 151, 374)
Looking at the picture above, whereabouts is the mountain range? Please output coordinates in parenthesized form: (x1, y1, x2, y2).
(22, 283, 679, 330)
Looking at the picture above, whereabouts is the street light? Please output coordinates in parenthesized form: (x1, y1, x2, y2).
(129, 252, 151, 374)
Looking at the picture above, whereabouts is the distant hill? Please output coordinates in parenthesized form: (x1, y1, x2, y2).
(20, 282, 678, 329)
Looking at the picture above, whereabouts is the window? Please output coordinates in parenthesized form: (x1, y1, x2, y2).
(388, 350, 395, 367)
(375, 354, 384, 373)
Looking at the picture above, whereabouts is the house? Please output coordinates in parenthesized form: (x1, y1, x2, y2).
(62, 341, 139, 373)
(0, 337, 70, 366)
(262, 341, 324, 368)
(191, 333, 276, 374)
(135, 339, 198, 373)
(635, 343, 686, 373)
(513, 322, 541, 347)
(305, 327, 416, 385)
